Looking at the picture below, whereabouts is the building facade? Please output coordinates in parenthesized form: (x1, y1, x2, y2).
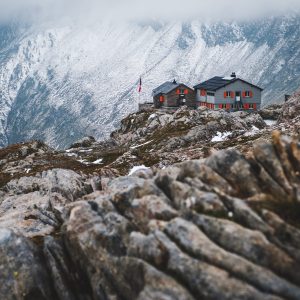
(153, 80, 195, 108)
(194, 74, 263, 111)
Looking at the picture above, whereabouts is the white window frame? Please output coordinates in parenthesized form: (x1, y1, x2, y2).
(225, 91, 231, 98)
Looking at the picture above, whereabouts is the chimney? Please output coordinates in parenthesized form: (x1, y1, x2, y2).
(231, 72, 236, 78)
(173, 79, 177, 84)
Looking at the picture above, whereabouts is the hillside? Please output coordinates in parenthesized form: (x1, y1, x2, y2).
(0, 15, 300, 148)
(0, 94, 300, 299)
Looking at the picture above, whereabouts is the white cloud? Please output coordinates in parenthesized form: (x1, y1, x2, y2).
(0, 0, 299, 23)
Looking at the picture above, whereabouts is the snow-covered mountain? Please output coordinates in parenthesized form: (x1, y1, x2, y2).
(0, 15, 300, 148)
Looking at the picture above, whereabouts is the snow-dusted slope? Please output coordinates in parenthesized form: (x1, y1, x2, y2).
(0, 15, 300, 148)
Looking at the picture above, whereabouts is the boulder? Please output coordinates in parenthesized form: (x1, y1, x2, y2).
(0, 228, 54, 300)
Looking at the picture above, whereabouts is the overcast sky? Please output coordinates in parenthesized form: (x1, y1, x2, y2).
(0, 0, 299, 22)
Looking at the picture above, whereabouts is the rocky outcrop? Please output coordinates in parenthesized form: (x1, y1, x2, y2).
(1, 132, 300, 299)
(65, 106, 271, 174)
(0, 169, 94, 238)
(1, 96, 300, 299)
(279, 91, 300, 123)
(259, 104, 283, 120)
(70, 136, 96, 149)
(0, 228, 55, 300)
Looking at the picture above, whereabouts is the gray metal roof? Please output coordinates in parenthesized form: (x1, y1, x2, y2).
(152, 81, 180, 97)
(193, 76, 263, 91)
(193, 76, 233, 91)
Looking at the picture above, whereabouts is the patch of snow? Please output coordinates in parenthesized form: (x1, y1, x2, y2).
(185, 196, 197, 208)
(228, 212, 234, 218)
(66, 153, 78, 157)
(77, 159, 89, 165)
(128, 165, 150, 176)
(130, 140, 153, 149)
(92, 158, 103, 164)
(211, 132, 232, 142)
(25, 168, 31, 174)
(148, 113, 157, 120)
(79, 149, 93, 153)
(264, 119, 277, 126)
(244, 125, 260, 137)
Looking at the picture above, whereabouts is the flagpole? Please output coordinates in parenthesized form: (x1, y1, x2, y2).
(138, 76, 142, 111)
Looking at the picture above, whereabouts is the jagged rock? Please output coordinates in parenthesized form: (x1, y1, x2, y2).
(0, 228, 55, 300)
(69, 136, 96, 149)
(0, 169, 93, 238)
(33, 132, 299, 300)
(279, 92, 300, 123)
(259, 104, 283, 120)
(1, 105, 300, 300)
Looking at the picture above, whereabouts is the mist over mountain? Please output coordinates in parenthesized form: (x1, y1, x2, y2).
(0, 13, 300, 148)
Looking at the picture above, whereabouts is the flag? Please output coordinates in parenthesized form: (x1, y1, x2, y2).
(138, 77, 142, 93)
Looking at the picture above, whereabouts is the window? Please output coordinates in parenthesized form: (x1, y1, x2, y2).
(244, 91, 253, 98)
(207, 92, 215, 96)
(249, 104, 257, 109)
(180, 89, 185, 94)
(225, 91, 231, 98)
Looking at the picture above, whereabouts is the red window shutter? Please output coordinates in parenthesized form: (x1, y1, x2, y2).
(244, 103, 249, 109)
(242, 91, 245, 98)
(253, 103, 257, 110)
(226, 104, 230, 109)
(231, 92, 235, 98)
(176, 89, 180, 95)
(219, 104, 223, 109)
(159, 96, 164, 102)
(184, 89, 188, 94)
(250, 91, 253, 98)
(200, 89, 206, 96)
(224, 91, 227, 98)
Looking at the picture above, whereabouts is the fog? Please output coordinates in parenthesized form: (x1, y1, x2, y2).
(0, 0, 299, 23)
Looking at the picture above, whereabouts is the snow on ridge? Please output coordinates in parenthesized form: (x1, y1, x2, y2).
(128, 165, 150, 176)
(0, 16, 300, 148)
(130, 140, 153, 149)
(211, 131, 232, 142)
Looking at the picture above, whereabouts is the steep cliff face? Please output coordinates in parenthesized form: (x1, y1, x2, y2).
(0, 15, 300, 148)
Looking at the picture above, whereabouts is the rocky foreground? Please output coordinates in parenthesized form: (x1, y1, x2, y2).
(0, 93, 300, 299)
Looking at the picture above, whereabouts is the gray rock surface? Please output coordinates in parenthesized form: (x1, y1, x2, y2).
(0, 96, 300, 299)
(0, 228, 55, 300)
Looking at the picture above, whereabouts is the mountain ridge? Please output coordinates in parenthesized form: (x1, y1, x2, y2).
(0, 15, 300, 148)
